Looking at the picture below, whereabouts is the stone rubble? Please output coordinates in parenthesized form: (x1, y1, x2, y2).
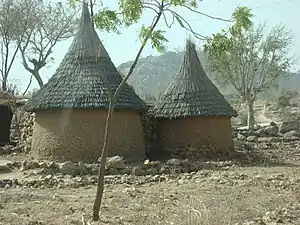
(235, 120, 300, 145)
(237, 203, 300, 225)
(1, 157, 300, 193)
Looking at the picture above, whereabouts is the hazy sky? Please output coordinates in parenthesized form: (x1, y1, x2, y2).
(8, 0, 300, 92)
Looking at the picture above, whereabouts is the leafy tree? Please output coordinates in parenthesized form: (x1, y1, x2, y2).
(71, 0, 235, 221)
(204, 7, 294, 129)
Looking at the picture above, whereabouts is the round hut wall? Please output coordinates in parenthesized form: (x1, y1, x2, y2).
(31, 108, 145, 161)
(155, 116, 234, 156)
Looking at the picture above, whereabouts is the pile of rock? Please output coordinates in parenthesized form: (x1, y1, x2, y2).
(235, 120, 300, 142)
(2, 156, 235, 178)
(20, 112, 34, 153)
(163, 144, 232, 161)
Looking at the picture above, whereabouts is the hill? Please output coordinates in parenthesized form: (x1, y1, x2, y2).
(117, 50, 233, 99)
(117, 51, 300, 100)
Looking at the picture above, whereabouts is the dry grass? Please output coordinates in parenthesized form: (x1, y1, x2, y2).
(1, 165, 300, 225)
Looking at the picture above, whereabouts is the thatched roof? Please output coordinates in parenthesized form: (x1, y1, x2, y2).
(149, 39, 238, 119)
(25, 2, 145, 112)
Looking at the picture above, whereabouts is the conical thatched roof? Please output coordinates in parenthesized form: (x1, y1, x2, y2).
(25, 2, 145, 112)
(150, 39, 238, 119)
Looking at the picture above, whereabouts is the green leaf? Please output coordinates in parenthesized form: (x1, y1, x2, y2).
(94, 8, 122, 33)
(232, 6, 253, 31)
(69, 0, 78, 8)
(164, 0, 198, 8)
(118, 0, 143, 26)
(139, 25, 169, 53)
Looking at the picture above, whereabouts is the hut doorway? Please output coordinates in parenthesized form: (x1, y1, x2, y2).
(0, 104, 13, 146)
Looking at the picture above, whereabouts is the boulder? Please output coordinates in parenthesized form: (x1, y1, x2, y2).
(283, 130, 300, 138)
(264, 123, 279, 136)
(106, 156, 125, 169)
(166, 158, 181, 166)
(0, 164, 11, 173)
(256, 129, 267, 137)
(279, 121, 299, 133)
(246, 136, 258, 142)
(59, 161, 87, 176)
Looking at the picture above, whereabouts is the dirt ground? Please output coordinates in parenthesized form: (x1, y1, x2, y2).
(1, 146, 300, 225)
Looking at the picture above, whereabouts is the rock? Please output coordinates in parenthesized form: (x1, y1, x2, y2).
(0, 164, 11, 173)
(264, 123, 279, 136)
(146, 168, 158, 175)
(256, 129, 267, 137)
(143, 159, 150, 165)
(237, 133, 247, 141)
(85, 163, 98, 175)
(29, 161, 40, 170)
(38, 162, 48, 168)
(132, 167, 146, 176)
(77, 162, 88, 174)
(149, 160, 160, 166)
(181, 159, 191, 165)
(144, 160, 160, 167)
(106, 156, 125, 169)
(59, 161, 79, 176)
(119, 168, 131, 175)
(166, 158, 181, 166)
(247, 136, 258, 142)
(20, 160, 30, 171)
(48, 162, 59, 171)
(159, 166, 169, 174)
(279, 121, 300, 133)
(284, 130, 300, 138)
(107, 168, 119, 175)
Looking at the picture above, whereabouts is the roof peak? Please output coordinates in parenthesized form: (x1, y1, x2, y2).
(80, 1, 94, 31)
(24, 1, 146, 111)
(149, 39, 238, 118)
(68, 1, 110, 59)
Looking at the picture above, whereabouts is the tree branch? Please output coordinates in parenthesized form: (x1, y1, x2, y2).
(182, 4, 232, 22)
(166, 9, 208, 40)
(22, 74, 33, 96)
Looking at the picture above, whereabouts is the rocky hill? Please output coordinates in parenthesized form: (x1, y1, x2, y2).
(117, 51, 300, 100)
(117, 50, 234, 99)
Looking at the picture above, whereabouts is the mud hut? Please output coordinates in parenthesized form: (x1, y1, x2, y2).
(149, 39, 238, 159)
(24, 3, 146, 162)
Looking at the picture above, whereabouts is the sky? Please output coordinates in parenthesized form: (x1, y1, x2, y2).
(7, 0, 300, 93)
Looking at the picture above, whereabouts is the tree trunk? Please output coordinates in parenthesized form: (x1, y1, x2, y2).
(1, 79, 7, 91)
(92, 10, 163, 221)
(33, 70, 44, 88)
(247, 99, 255, 129)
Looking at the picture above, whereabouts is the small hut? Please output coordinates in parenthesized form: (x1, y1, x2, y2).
(24, 3, 146, 162)
(149, 39, 238, 159)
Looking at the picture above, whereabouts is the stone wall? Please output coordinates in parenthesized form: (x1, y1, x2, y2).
(19, 112, 34, 153)
(139, 110, 157, 157)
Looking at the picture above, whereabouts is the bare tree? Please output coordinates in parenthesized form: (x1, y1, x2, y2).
(18, 0, 78, 87)
(0, 0, 20, 91)
(205, 9, 294, 129)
